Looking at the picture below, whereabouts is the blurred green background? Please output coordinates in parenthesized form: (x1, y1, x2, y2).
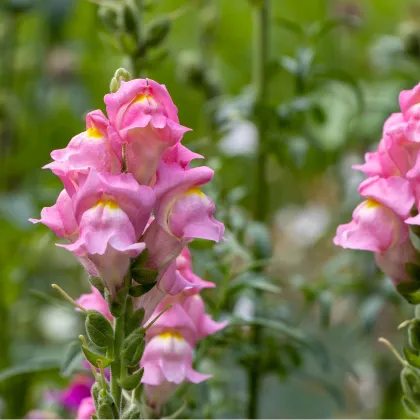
(1, 0, 420, 418)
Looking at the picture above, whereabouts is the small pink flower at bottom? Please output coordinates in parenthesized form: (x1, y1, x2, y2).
(76, 397, 96, 420)
(141, 331, 210, 386)
(333, 199, 408, 252)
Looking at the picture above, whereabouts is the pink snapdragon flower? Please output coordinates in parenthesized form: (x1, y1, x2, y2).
(44, 110, 122, 196)
(176, 247, 215, 293)
(153, 162, 224, 244)
(60, 169, 155, 296)
(104, 79, 190, 185)
(333, 175, 412, 252)
(58, 373, 94, 412)
(29, 189, 78, 240)
(141, 305, 210, 386)
(76, 286, 112, 321)
(76, 397, 96, 420)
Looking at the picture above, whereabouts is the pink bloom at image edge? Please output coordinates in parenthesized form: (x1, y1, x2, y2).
(334, 81, 420, 290)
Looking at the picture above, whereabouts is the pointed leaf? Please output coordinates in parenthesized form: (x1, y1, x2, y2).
(82, 346, 112, 368)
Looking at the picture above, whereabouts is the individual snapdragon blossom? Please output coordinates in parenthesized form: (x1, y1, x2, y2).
(334, 82, 420, 302)
(30, 73, 225, 417)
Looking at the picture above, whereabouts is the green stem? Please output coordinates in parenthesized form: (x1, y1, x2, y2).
(248, 1, 270, 419)
(110, 310, 126, 412)
(253, 0, 270, 223)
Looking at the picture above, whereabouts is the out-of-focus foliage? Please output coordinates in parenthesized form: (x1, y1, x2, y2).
(2, 0, 420, 418)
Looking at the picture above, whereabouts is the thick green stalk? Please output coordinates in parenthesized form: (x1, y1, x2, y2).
(111, 312, 125, 411)
(248, 1, 270, 419)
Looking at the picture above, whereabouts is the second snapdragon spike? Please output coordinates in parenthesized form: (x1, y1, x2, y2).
(334, 82, 420, 303)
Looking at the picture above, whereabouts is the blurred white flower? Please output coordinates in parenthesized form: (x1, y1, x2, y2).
(233, 293, 255, 322)
(39, 306, 80, 343)
(218, 119, 258, 157)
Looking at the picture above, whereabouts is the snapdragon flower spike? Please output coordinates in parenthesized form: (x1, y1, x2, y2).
(76, 397, 96, 420)
(44, 110, 122, 196)
(60, 169, 155, 296)
(104, 79, 190, 185)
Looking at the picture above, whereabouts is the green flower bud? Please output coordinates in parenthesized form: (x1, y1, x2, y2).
(86, 310, 114, 349)
(121, 329, 146, 367)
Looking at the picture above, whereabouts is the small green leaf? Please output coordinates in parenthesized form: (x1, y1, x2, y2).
(82, 346, 112, 368)
(404, 347, 420, 369)
(128, 284, 155, 297)
(144, 18, 171, 48)
(126, 308, 145, 335)
(86, 310, 114, 349)
(274, 17, 303, 37)
(131, 268, 158, 285)
(121, 329, 146, 367)
(119, 368, 144, 390)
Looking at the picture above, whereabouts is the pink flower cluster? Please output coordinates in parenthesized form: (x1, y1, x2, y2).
(74, 246, 226, 414)
(334, 83, 420, 299)
(30, 78, 224, 316)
